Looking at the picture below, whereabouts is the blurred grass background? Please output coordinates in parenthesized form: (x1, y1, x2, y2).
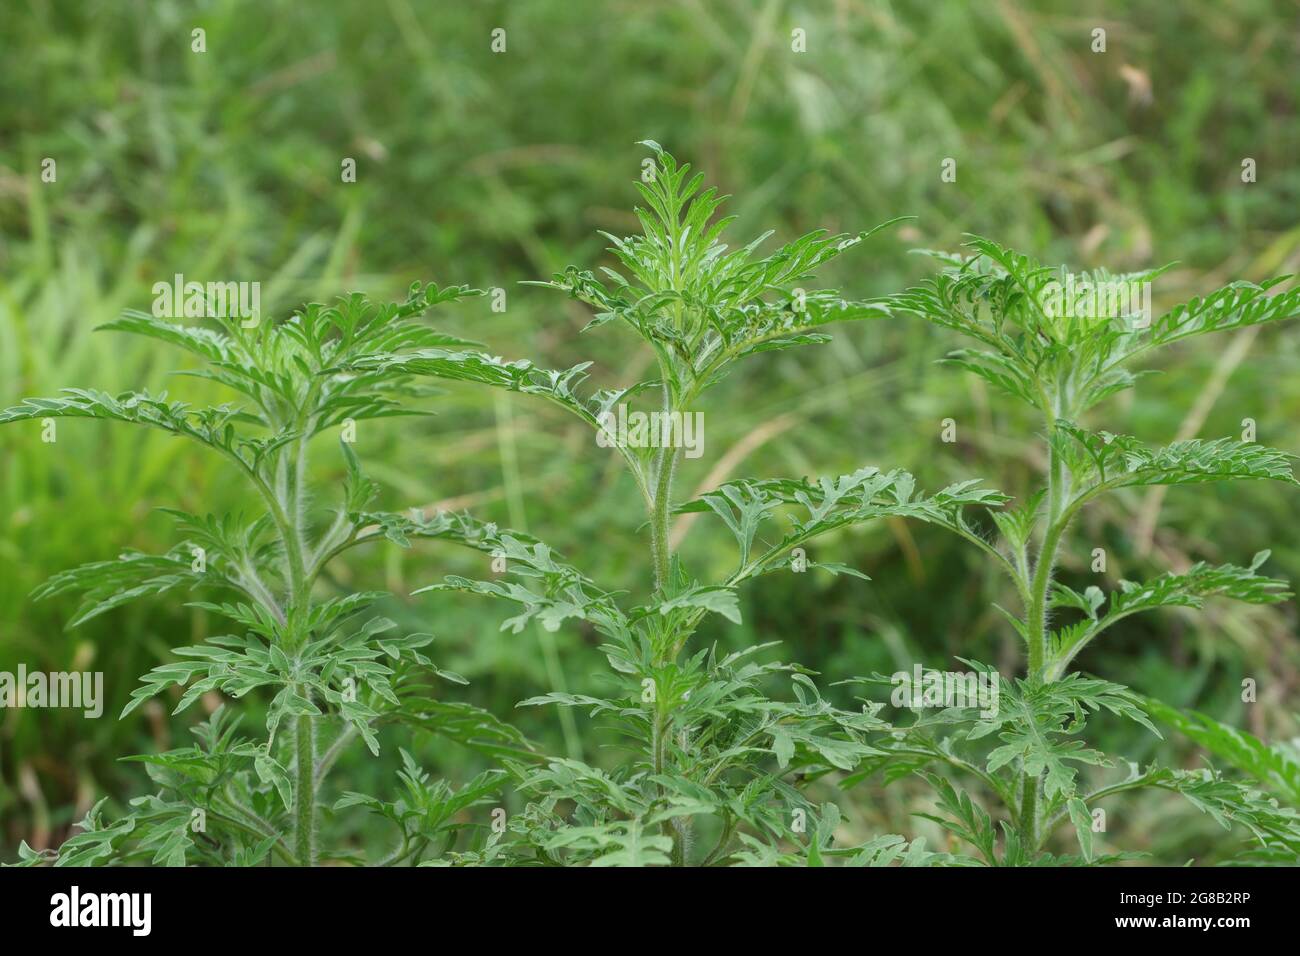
(1, 0, 1298, 863)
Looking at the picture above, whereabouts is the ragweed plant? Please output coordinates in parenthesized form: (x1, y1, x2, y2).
(363, 145, 1004, 865)
(1, 285, 532, 866)
(860, 237, 1300, 864)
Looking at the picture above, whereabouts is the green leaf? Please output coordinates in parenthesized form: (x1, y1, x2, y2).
(1055, 422, 1297, 494)
(912, 774, 999, 865)
(1141, 698, 1300, 804)
(644, 585, 742, 625)
(1067, 797, 1094, 862)
(1049, 553, 1291, 674)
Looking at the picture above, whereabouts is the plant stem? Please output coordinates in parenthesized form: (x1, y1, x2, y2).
(281, 427, 317, 866)
(1025, 518, 1064, 686)
(1020, 396, 1071, 847)
(294, 711, 316, 866)
(1019, 773, 1038, 848)
(645, 388, 686, 861)
(650, 442, 679, 595)
(1026, 397, 1070, 687)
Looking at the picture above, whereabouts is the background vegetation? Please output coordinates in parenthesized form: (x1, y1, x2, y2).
(2, 0, 1298, 863)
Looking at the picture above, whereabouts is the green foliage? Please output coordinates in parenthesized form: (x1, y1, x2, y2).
(1143, 698, 1300, 806)
(1, 286, 523, 866)
(532, 142, 906, 403)
(1048, 552, 1290, 676)
(891, 237, 1300, 417)
(1052, 424, 1297, 495)
(7, 0, 1300, 868)
(393, 146, 982, 865)
(6, 147, 1299, 869)
(858, 237, 1300, 863)
(676, 469, 1007, 584)
(334, 751, 505, 865)
(364, 144, 909, 506)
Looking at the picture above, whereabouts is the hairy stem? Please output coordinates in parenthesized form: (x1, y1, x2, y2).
(646, 393, 686, 860)
(1025, 518, 1065, 686)
(650, 445, 679, 595)
(1026, 396, 1070, 687)
(281, 428, 317, 866)
(294, 712, 316, 866)
(1019, 396, 1072, 847)
(1019, 773, 1038, 848)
